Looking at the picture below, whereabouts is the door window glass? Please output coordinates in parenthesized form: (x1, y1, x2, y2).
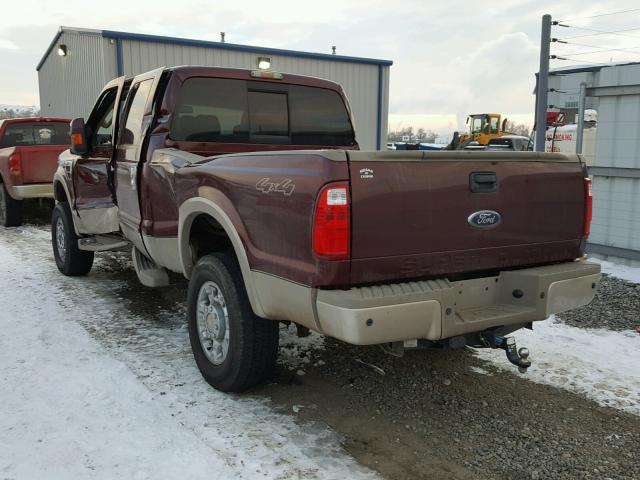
(490, 117, 499, 134)
(121, 79, 153, 146)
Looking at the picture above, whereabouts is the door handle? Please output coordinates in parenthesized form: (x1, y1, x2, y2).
(129, 165, 137, 191)
(469, 172, 498, 193)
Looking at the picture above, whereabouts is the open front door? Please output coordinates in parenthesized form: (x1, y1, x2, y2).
(71, 76, 126, 234)
(114, 67, 164, 254)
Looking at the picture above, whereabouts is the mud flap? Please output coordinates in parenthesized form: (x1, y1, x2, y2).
(132, 246, 169, 287)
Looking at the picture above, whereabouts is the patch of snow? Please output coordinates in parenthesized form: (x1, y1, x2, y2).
(474, 316, 640, 416)
(0, 234, 378, 479)
(594, 258, 640, 284)
(468, 366, 493, 376)
(278, 324, 325, 370)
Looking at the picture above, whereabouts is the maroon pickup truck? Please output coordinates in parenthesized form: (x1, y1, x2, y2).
(0, 117, 70, 226)
(51, 66, 600, 392)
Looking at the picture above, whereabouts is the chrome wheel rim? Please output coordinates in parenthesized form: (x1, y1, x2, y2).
(196, 281, 230, 365)
(55, 216, 66, 260)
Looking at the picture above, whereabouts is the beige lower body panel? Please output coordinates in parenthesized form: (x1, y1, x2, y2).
(317, 299, 442, 344)
(142, 235, 183, 273)
(252, 271, 320, 332)
(311, 260, 601, 345)
(75, 206, 120, 235)
(6, 183, 53, 200)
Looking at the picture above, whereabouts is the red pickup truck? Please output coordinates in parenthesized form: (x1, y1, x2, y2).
(51, 66, 600, 392)
(0, 117, 70, 226)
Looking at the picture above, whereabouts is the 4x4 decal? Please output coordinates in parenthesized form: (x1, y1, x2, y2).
(255, 178, 296, 196)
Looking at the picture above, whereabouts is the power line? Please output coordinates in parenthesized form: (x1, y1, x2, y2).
(553, 38, 640, 52)
(554, 22, 640, 40)
(555, 46, 640, 56)
(558, 8, 640, 23)
(550, 55, 607, 65)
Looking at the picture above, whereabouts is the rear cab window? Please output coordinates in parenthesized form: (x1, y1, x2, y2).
(1, 122, 70, 147)
(170, 77, 355, 146)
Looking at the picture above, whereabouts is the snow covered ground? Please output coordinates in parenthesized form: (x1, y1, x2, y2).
(475, 317, 640, 415)
(596, 258, 640, 284)
(0, 233, 377, 480)
(476, 259, 640, 416)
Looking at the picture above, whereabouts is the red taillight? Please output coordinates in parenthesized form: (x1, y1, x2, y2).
(583, 177, 593, 238)
(313, 182, 350, 260)
(8, 152, 21, 179)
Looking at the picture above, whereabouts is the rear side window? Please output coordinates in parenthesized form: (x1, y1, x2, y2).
(171, 77, 355, 146)
(121, 79, 153, 146)
(1, 122, 69, 147)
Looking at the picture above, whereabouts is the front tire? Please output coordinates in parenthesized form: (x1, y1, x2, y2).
(187, 253, 279, 392)
(51, 202, 94, 276)
(0, 181, 23, 227)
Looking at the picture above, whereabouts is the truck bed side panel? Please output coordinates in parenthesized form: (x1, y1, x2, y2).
(174, 152, 351, 287)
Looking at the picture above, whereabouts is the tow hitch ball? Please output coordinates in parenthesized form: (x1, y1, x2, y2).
(493, 336, 531, 373)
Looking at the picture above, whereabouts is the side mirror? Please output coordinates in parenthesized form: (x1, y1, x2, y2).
(70, 118, 88, 156)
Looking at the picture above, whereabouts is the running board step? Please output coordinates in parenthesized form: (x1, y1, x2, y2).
(78, 234, 129, 252)
(132, 247, 169, 288)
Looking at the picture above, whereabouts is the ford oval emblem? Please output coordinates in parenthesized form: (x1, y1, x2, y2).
(468, 210, 501, 229)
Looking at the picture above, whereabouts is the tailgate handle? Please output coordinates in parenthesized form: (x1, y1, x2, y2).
(470, 172, 498, 193)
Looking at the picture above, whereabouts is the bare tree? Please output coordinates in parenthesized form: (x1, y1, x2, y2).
(388, 126, 441, 142)
(504, 120, 530, 137)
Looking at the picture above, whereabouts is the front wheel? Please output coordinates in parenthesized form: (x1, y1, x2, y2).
(0, 182, 23, 227)
(51, 202, 94, 276)
(187, 253, 279, 392)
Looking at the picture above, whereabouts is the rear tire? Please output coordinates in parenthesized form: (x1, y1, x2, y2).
(187, 252, 279, 392)
(0, 181, 23, 227)
(52, 202, 94, 276)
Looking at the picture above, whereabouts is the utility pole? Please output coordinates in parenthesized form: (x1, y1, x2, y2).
(576, 82, 587, 154)
(535, 14, 552, 152)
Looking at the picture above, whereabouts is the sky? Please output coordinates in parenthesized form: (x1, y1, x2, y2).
(1, 0, 639, 133)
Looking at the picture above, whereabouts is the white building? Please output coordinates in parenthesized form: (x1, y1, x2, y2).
(548, 62, 640, 264)
(37, 26, 392, 150)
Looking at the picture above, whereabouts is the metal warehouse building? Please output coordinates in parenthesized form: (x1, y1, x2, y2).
(548, 62, 640, 264)
(36, 26, 392, 150)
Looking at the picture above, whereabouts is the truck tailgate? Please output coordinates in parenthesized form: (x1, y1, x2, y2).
(347, 151, 587, 284)
(15, 145, 66, 184)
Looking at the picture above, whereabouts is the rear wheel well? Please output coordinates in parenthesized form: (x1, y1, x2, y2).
(188, 214, 234, 263)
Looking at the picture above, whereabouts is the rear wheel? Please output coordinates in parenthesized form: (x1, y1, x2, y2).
(51, 202, 94, 276)
(0, 181, 23, 227)
(187, 253, 279, 392)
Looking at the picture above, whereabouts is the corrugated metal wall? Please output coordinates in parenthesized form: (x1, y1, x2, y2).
(588, 64, 640, 264)
(119, 39, 387, 149)
(38, 29, 390, 150)
(38, 31, 117, 118)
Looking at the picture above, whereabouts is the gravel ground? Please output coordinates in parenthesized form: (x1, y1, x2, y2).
(6, 206, 640, 480)
(266, 335, 640, 480)
(558, 274, 640, 331)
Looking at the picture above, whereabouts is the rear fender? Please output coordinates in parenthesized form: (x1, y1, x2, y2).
(178, 196, 265, 318)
